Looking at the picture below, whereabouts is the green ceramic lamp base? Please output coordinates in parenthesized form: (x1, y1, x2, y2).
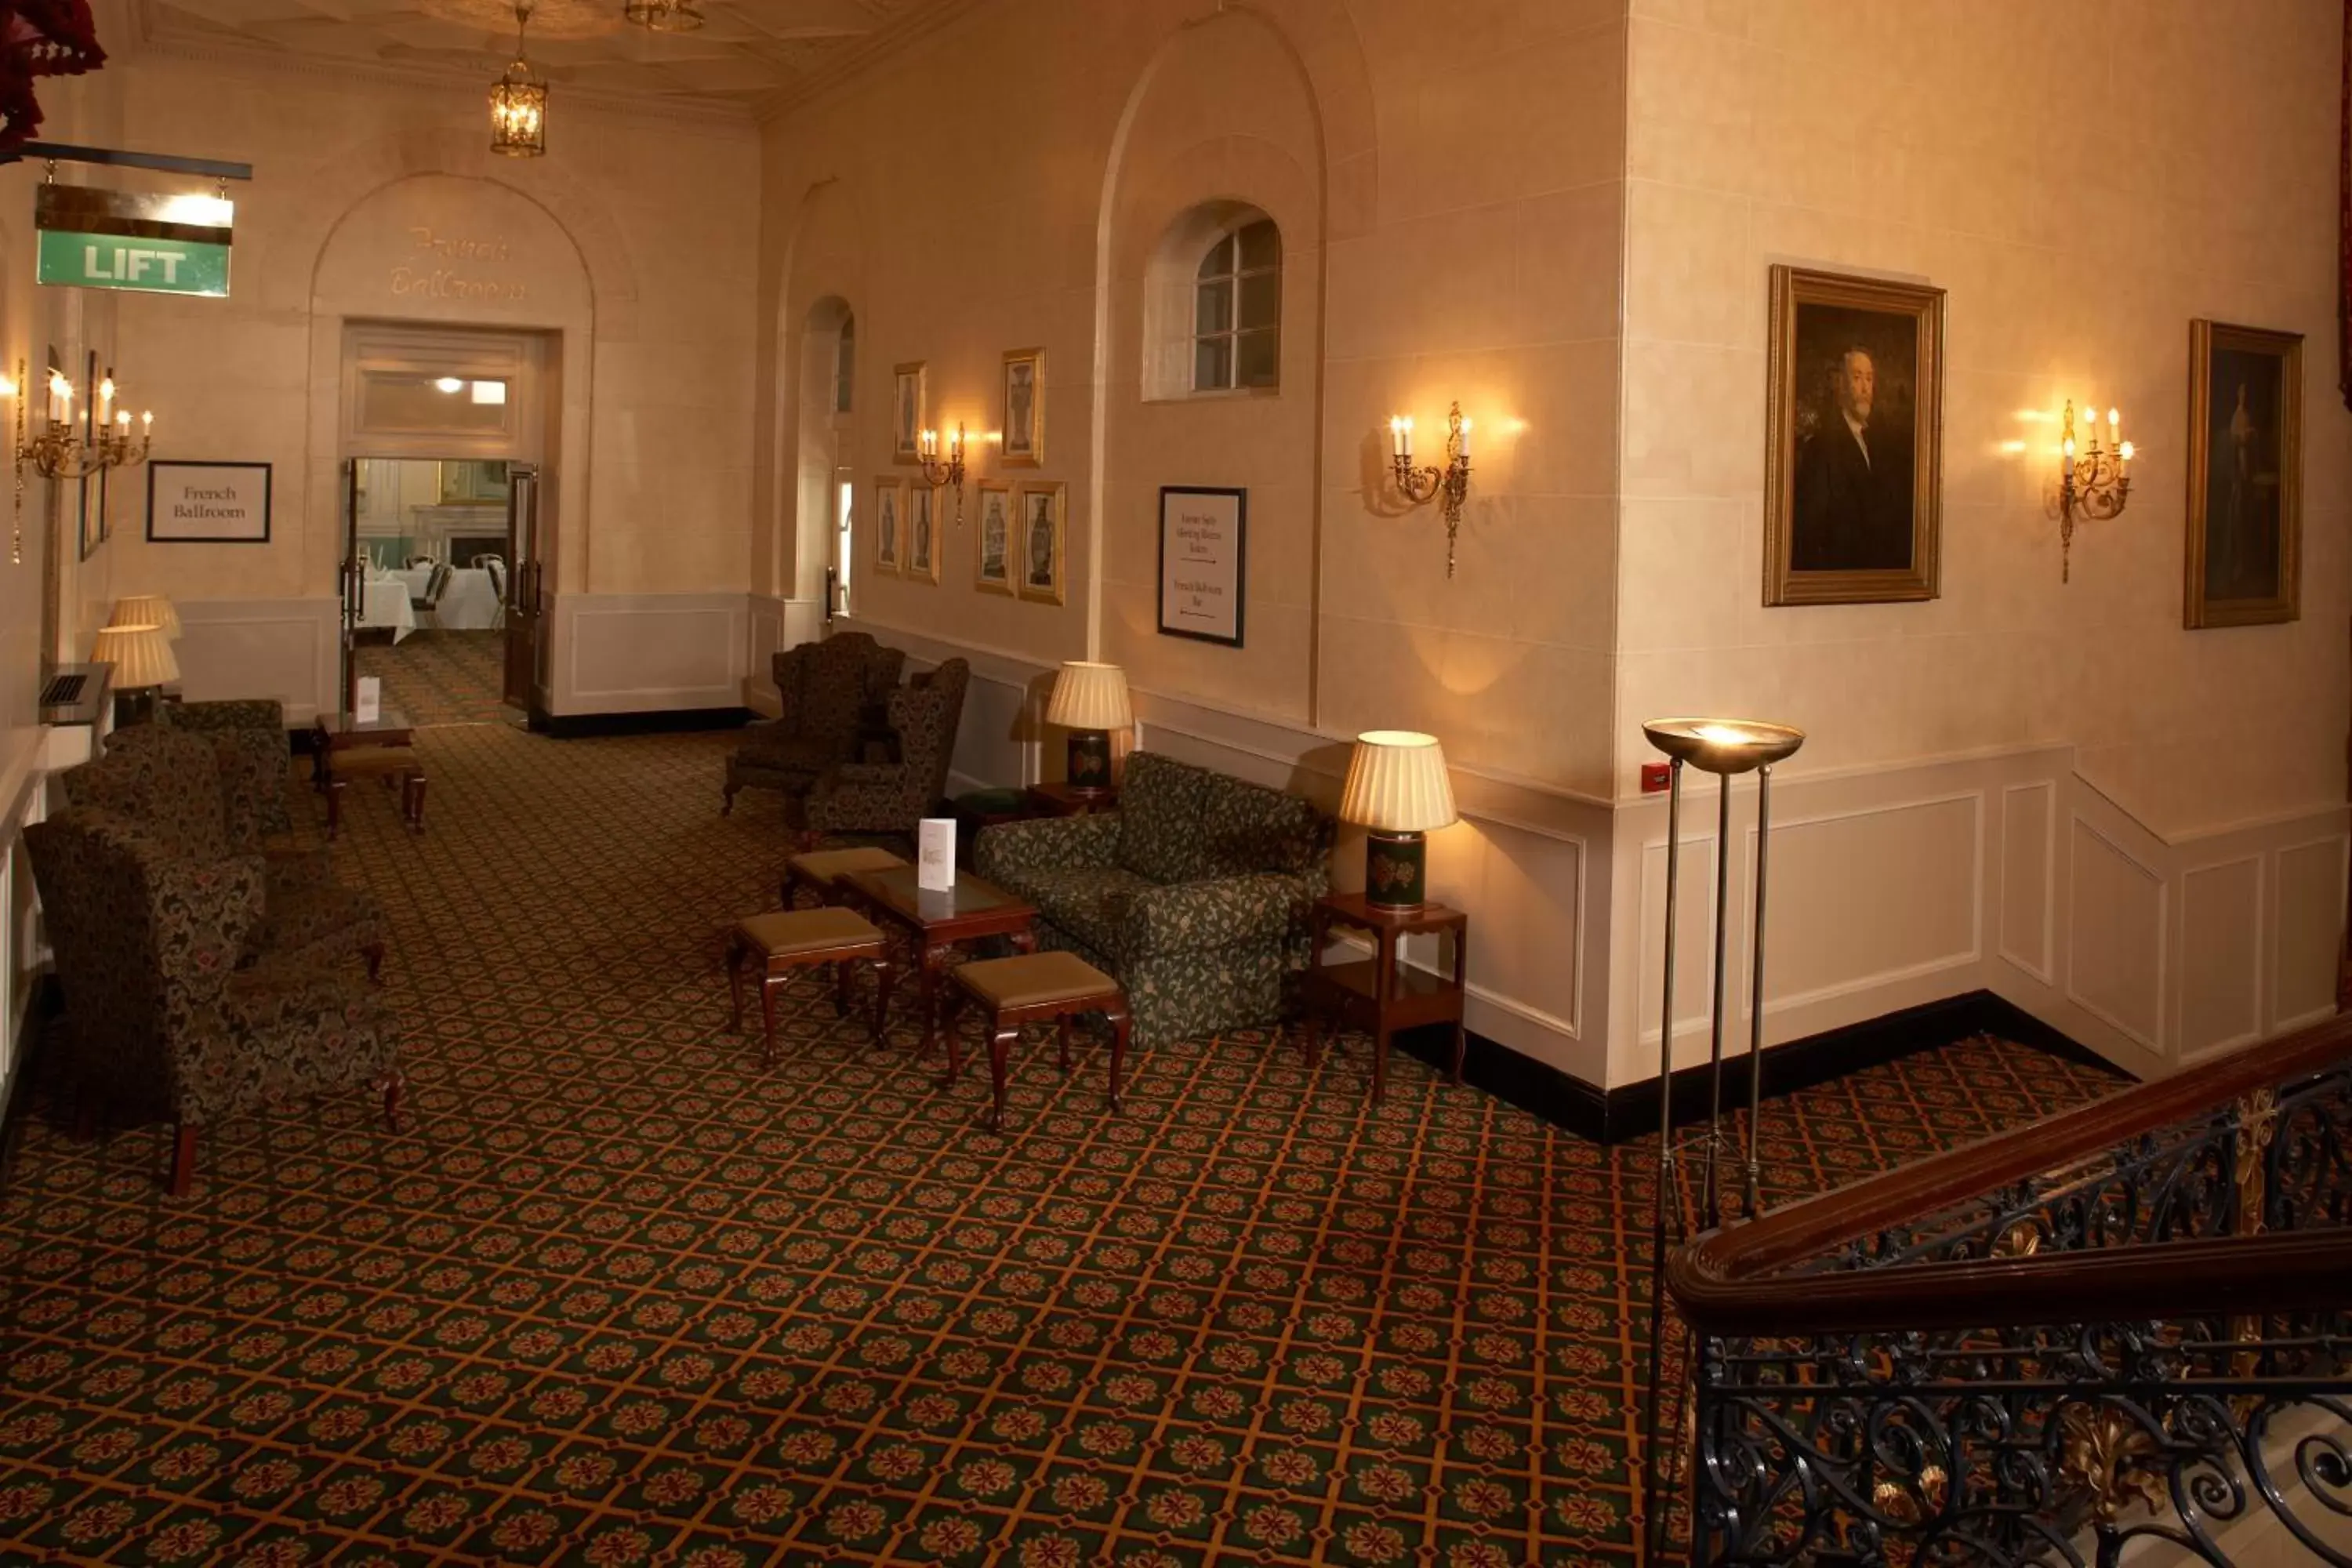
(1066, 728, 1113, 791)
(1364, 829, 1428, 909)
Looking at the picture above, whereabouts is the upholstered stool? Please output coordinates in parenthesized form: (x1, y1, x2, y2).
(326, 750, 425, 839)
(782, 845, 908, 909)
(727, 906, 895, 1065)
(943, 950, 1129, 1129)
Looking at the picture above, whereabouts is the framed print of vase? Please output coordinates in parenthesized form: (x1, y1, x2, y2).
(1001, 347, 1044, 468)
(975, 481, 1014, 595)
(873, 477, 904, 575)
(1762, 265, 1944, 606)
(907, 485, 940, 585)
(1016, 483, 1065, 605)
(2185, 319, 2302, 629)
(892, 361, 926, 465)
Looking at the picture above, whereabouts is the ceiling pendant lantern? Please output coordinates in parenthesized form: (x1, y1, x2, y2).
(623, 0, 703, 32)
(488, 0, 546, 158)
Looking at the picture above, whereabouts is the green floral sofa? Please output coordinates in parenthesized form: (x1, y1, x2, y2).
(975, 753, 1331, 1047)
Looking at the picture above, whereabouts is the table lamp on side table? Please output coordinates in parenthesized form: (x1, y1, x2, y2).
(91, 622, 180, 728)
(109, 594, 182, 641)
(1044, 660, 1131, 793)
(1339, 730, 1458, 909)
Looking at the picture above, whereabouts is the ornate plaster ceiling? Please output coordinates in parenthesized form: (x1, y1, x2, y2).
(133, 0, 962, 116)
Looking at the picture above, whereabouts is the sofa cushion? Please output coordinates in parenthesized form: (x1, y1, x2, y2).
(1196, 771, 1325, 879)
(1022, 865, 1158, 962)
(1114, 753, 1210, 886)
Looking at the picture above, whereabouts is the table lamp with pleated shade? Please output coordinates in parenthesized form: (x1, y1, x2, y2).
(109, 594, 182, 640)
(91, 622, 180, 727)
(1044, 661, 1132, 792)
(1339, 730, 1458, 909)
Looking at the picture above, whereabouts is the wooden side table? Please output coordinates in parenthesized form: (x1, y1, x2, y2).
(1026, 782, 1120, 818)
(1298, 891, 1468, 1100)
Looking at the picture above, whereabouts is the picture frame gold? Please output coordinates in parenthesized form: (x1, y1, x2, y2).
(2184, 319, 2302, 630)
(892, 361, 927, 465)
(1015, 482, 1066, 605)
(872, 476, 906, 575)
(1000, 347, 1044, 468)
(906, 484, 941, 586)
(1763, 264, 1944, 606)
(975, 481, 1015, 595)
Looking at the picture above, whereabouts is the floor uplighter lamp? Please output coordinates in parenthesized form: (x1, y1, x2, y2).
(1634, 714, 1805, 1566)
(1338, 731, 1458, 909)
(1044, 661, 1131, 793)
(91, 621, 180, 728)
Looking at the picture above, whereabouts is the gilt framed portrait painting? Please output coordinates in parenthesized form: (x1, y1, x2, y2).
(1763, 266, 1945, 606)
(2184, 319, 2301, 629)
(975, 481, 1014, 595)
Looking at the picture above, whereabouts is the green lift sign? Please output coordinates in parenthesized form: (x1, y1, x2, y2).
(34, 185, 234, 298)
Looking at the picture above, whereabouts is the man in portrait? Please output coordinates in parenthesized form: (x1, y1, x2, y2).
(1791, 343, 1914, 572)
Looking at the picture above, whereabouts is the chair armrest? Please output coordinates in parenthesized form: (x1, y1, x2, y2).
(1120, 873, 1313, 960)
(975, 811, 1121, 882)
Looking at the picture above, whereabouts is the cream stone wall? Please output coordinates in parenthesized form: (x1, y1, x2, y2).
(36, 42, 759, 720)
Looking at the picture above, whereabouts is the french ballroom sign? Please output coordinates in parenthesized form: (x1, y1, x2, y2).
(147, 462, 271, 544)
(35, 185, 234, 298)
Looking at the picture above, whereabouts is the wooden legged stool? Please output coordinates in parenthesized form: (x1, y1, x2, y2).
(942, 950, 1129, 1131)
(782, 845, 907, 909)
(326, 750, 426, 839)
(727, 907, 895, 1065)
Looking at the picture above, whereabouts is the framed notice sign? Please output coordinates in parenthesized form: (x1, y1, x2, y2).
(148, 461, 272, 543)
(1157, 485, 1246, 647)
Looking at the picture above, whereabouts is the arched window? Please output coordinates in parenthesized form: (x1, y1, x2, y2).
(1191, 217, 1279, 391)
(834, 310, 855, 413)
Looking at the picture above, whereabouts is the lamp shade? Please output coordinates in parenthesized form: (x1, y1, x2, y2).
(110, 594, 181, 639)
(1339, 731, 1458, 833)
(1046, 662, 1133, 731)
(91, 625, 180, 690)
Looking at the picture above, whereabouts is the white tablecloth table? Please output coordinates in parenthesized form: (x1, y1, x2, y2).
(397, 565, 501, 631)
(358, 578, 416, 644)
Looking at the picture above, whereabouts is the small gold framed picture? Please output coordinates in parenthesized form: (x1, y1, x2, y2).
(1762, 264, 1945, 606)
(1015, 482, 1066, 605)
(892, 361, 927, 465)
(2185, 319, 2302, 629)
(872, 477, 905, 575)
(906, 485, 940, 585)
(975, 481, 1015, 595)
(1001, 347, 1044, 468)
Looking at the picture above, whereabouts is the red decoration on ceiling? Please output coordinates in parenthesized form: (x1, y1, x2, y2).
(0, 0, 105, 157)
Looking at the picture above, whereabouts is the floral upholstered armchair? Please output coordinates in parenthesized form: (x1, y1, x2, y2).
(975, 752, 1331, 1047)
(23, 808, 402, 1196)
(800, 659, 971, 847)
(66, 726, 387, 978)
(723, 632, 907, 814)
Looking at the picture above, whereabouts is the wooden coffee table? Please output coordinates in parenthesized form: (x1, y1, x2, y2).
(312, 707, 416, 787)
(842, 864, 1038, 1057)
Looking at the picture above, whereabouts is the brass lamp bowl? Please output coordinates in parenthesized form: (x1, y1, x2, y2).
(1642, 717, 1806, 777)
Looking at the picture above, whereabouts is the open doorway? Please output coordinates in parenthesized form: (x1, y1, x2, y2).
(338, 322, 553, 728)
(348, 457, 511, 725)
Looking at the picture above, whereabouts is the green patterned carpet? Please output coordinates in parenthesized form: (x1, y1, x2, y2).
(0, 725, 2124, 1565)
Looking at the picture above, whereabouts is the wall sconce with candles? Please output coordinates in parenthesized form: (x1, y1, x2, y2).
(2056, 399, 2132, 583)
(1386, 402, 1473, 577)
(918, 421, 967, 525)
(5, 358, 153, 481)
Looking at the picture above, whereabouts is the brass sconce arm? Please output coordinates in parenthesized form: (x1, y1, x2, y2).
(2055, 398, 2132, 583)
(918, 420, 967, 525)
(1386, 401, 1474, 577)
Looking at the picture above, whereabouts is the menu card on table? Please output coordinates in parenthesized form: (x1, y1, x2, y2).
(918, 818, 956, 890)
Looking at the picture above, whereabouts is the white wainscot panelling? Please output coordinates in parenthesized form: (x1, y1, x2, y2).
(1756, 793, 1982, 1014)
(561, 593, 746, 713)
(1638, 831, 1720, 1067)
(2178, 855, 2263, 1059)
(2067, 818, 2168, 1054)
(1998, 780, 2055, 983)
(2271, 836, 2347, 1032)
(1425, 815, 1587, 1077)
(176, 598, 342, 725)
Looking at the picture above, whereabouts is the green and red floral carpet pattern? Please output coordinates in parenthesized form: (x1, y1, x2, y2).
(0, 726, 2124, 1565)
(353, 633, 508, 729)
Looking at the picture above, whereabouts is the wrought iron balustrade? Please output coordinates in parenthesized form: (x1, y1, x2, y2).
(1661, 1018, 2352, 1567)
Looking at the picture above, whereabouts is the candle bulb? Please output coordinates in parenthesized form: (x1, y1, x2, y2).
(2062, 434, 2075, 481)
(141, 410, 153, 430)
(1393, 416, 1413, 463)
(97, 376, 113, 425)
(2118, 439, 2133, 478)
(1456, 417, 1472, 460)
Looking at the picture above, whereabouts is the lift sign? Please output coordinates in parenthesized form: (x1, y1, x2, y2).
(34, 185, 234, 298)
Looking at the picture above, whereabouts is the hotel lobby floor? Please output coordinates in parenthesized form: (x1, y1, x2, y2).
(0, 726, 2123, 1566)
(353, 631, 508, 728)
